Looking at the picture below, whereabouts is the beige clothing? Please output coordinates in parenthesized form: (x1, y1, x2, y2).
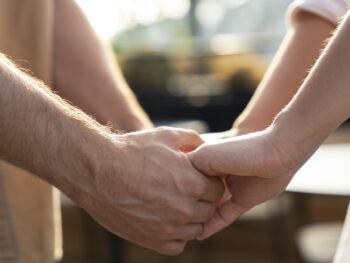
(0, 0, 62, 262)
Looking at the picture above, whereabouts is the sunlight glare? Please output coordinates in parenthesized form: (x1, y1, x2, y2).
(76, 0, 190, 39)
(76, 0, 132, 39)
(132, 0, 160, 25)
(158, 0, 190, 19)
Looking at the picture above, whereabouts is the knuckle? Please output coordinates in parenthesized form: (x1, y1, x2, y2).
(157, 126, 178, 139)
(157, 126, 173, 134)
(183, 129, 200, 138)
(176, 205, 194, 224)
(188, 179, 207, 197)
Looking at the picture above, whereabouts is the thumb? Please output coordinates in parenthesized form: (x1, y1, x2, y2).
(187, 150, 213, 176)
(189, 135, 268, 177)
(187, 143, 228, 176)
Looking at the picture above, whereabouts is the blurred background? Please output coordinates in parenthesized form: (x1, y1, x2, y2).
(60, 0, 349, 262)
(76, 0, 291, 132)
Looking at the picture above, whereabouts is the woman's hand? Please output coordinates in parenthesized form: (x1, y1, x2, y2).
(189, 7, 350, 242)
(189, 128, 306, 240)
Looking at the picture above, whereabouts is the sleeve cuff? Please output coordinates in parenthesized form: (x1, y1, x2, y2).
(287, 0, 348, 26)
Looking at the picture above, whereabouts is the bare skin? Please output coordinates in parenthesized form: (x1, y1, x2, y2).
(0, 55, 224, 255)
(234, 11, 335, 134)
(189, 11, 350, 239)
(53, 0, 152, 132)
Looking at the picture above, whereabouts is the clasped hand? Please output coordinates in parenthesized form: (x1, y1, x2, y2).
(77, 127, 308, 255)
(188, 128, 305, 240)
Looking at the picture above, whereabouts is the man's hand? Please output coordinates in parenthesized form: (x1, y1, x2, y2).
(0, 55, 223, 255)
(189, 129, 307, 240)
(71, 127, 225, 255)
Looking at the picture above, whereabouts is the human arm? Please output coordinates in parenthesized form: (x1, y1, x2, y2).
(0, 55, 224, 254)
(232, 11, 335, 134)
(53, 0, 152, 132)
(190, 10, 350, 239)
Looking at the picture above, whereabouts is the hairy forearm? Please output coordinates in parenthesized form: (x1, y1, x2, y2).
(53, 0, 152, 132)
(234, 11, 335, 133)
(273, 11, 350, 157)
(0, 55, 119, 197)
(0, 55, 223, 255)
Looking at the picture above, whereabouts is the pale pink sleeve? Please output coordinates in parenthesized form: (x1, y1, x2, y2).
(287, 0, 350, 25)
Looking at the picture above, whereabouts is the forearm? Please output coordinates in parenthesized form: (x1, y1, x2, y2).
(53, 0, 152, 132)
(189, 12, 350, 241)
(0, 55, 119, 197)
(272, 11, 350, 159)
(234, 11, 335, 133)
(0, 55, 223, 255)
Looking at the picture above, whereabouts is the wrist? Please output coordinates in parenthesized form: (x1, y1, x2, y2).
(267, 110, 323, 173)
(48, 124, 124, 203)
